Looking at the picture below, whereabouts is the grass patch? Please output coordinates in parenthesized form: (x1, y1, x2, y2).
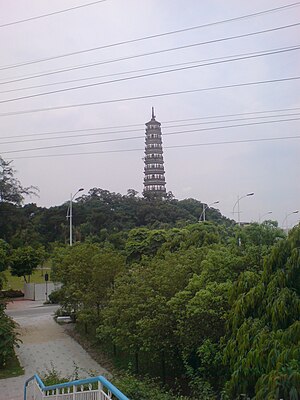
(3, 268, 51, 291)
(0, 352, 24, 379)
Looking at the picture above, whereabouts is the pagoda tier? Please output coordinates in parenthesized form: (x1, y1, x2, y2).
(143, 108, 166, 197)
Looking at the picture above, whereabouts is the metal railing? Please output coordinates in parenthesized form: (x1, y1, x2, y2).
(24, 374, 129, 400)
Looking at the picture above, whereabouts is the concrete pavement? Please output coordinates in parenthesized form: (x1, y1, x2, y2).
(1, 300, 109, 400)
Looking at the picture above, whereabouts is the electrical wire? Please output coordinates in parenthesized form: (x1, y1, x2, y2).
(1, 1, 299, 69)
(1, 46, 299, 104)
(1, 21, 300, 86)
(1, 76, 299, 118)
(11, 134, 300, 160)
(1, 105, 300, 140)
(2, 112, 300, 145)
(3, 116, 300, 154)
(1, 45, 297, 95)
(0, 0, 107, 28)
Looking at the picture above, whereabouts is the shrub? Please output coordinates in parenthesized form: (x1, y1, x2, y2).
(0, 303, 19, 368)
(48, 288, 64, 304)
(0, 289, 24, 298)
(113, 373, 189, 400)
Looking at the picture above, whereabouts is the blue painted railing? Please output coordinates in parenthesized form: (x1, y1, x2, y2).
(24, 373, 130, 400)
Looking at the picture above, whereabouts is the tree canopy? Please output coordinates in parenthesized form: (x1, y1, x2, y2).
(10, 246, 46, 282)
(48, 219, 293, 398)
(0, 157, 37, 205)
(0, 185, 231, 247)
(224, 226, 300, 399)
(1, 156, 297, 398)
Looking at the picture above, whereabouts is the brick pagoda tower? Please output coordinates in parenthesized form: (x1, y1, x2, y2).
(143, 107, 166, 198)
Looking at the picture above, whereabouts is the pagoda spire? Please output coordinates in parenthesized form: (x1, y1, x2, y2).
(151, 106, 155, 119)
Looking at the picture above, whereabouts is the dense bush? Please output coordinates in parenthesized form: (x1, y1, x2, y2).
(0, 303, 19, 368)
(48, 288, 65, 304)
(224, 225, 300, 399)
(113, 373, 190, 400)
(0, 289, 24, 298)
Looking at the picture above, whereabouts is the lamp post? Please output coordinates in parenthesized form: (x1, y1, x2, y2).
(233, 192, 254, 226)
(199, 201, 220, 222)
(259, 211, 272, 223)
(67, 188, 84, 246)
(282, 210, 299, 232)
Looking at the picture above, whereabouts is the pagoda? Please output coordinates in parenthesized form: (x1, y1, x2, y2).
(143, 108, 167, 198)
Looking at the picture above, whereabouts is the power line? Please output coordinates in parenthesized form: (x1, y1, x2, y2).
(1, 1, 299, 69)
(1, 22, 299, 86)
(3, 116, 300, 154)
(0, 45, 297, 95)
(12, 135, 300, 160)
(1, 75, 299, 118)
(164, 107, 300, 124)
(0, 0, 107, 28)
(2, 112, 300, 145)
(1, 46, 299, 104)
(1, 105, 300, 141)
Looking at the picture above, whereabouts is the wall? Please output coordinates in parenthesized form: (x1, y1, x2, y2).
(23, 282, 61, 301)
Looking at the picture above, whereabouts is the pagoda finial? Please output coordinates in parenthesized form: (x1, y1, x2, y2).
(151, 106, 155, 119)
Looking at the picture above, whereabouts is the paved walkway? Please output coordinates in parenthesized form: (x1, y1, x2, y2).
(1, 300, 108, 400)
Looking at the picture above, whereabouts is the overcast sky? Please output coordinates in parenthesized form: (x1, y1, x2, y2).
(0, 0, 299, 227)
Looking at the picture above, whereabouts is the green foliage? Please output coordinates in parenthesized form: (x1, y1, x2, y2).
(2, 164, 294, 397)
(40, 367, 190, 400)
(114, 373, 190, 400)
(40, 365, 68, 386)
(240, 220, 285, 247)
(0, 352, 24, 379)
(0, 303, 19, 368)
(52, 243, 126, 327)
(0, 187, 232, 246)
(40, 363, 81, 386)
(48, 288, 64, 304)
(0, 239, 10, 273)
(97, 248, 206, 361)
(168, 245, 245, 392)
(0, 240, 10, 290)
(0, 289, 24, 299)
(0, 156, 38, 205)
(45, 219, 288, 397)
(125, 228, 168, 262)
(224, 225, 300, 399)
(10, 246, 46, 283)
(3, 268, 49, 290)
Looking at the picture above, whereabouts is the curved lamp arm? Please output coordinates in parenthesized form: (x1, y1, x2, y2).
(199, 200, 219, 222)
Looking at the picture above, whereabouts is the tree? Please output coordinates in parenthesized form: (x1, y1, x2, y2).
(0, 240, 10, 289)
(125, 227, 168, 262)
(224, 225, 300, 399)
(98, 248, 205, 378)
(168, 246, 246, 395)
(10, 246, 46, 282)
(0, 239, 9, 273)
(51, 243, 126, 327)
(0, 156, 38, 205)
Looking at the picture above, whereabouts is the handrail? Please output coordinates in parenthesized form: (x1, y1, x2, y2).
(24, 373, 129, 400)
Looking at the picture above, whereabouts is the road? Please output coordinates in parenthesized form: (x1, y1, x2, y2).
(1, 300, 108, 400)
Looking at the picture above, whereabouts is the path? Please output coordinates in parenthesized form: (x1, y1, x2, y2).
(1, 300, 109, 400)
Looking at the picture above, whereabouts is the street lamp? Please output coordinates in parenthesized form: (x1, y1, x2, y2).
(259, 211, 272, 223)
(67, 188, 84, 246)
(282, 210, 299, 232)
(232, 192, 254, 226)
(199, 201, 220, 222)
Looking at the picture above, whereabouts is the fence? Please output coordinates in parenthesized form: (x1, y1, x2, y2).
(24, 374, 129, 400)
